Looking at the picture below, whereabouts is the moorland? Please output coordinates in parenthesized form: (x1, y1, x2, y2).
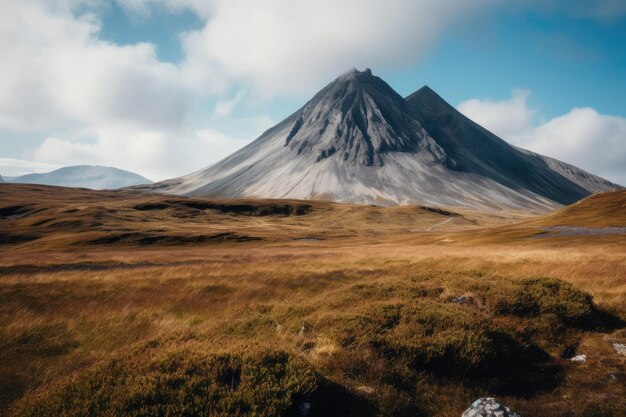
(0, 184, 625, 417)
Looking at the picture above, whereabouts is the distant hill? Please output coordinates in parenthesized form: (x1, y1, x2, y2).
(0, 174, 4, 183)
(7, 165, 152, 190)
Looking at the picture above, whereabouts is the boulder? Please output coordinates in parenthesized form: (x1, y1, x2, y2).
(462, 397, 520, 417)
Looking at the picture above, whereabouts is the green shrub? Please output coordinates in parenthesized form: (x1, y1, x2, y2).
(16, 349, 317, 417)
(332, 301, 518, 377)
(487, 277, 595, 326)
(370, 305, 512, 375)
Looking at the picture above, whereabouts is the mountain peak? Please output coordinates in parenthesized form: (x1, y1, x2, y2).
(329, 67, 384, 93)
(283, 67, 425, 167)
(406, 85, 449, 109)
(337, 67, 373, 81)
(145, 69, 620, 210)
(413, 85, 437, 97)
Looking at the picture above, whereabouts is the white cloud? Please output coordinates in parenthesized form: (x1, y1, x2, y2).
(27, 115, 273, 181)
(110, 0, 626, 100)
(30, 129, 226, 181)
(179, 0, 498, 97)
(458, 90, 535, 139)
(214, 90, 246, 117)
(193, 115, 274, 163)
(196, 129, 252, 163)
(0, 0, 237, 180)
(457, 92, 626, 185)
(31, 131, 171, 180)
(513, 108, 626, 184)
(0, 0, 201, 132)
(0, 158, 63, 177)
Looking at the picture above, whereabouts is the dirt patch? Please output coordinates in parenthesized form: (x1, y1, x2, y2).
(133, 202, 170, 211)
(0, 260, 213, 276)
(0, 205, 45, 219)
(420, 206, 460, 217)
(0, 234, 39, 245)
(133, 200, 313, 216)
(86, 232, 261, 246)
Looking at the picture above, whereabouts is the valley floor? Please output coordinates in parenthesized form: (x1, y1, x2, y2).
(0, 184, 625, 417)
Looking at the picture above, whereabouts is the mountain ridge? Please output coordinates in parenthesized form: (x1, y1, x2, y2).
(7, 165, 152, 190)
(141, 69, 620, 210)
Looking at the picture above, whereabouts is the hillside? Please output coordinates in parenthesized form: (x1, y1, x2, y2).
(529, 190, 626, 227)
(7, 165, 151, 190)
(0, 184, 500, 251)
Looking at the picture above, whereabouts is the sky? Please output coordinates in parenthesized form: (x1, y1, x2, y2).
(0, 0, 624, 184)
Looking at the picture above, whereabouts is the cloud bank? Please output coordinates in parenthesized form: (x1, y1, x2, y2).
(179, 0, 497, 97)
(457, 90, 535, 140)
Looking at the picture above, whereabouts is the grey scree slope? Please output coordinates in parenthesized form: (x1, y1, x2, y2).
(144, 68, 620, 211)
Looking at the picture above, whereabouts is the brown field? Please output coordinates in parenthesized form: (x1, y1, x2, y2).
(0, 184, 625, 417)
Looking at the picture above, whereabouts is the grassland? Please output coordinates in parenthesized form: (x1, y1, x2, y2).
(0, 184, 625, 417)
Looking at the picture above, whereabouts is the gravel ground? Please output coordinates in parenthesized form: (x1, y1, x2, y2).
(538, 226, 626, 237)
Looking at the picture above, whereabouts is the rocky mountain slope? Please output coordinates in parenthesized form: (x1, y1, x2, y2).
(144, 68, 619, 210)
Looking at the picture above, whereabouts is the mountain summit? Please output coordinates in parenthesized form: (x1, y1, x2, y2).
(147, 69, 619, 210)
(282, 67, 435, 167)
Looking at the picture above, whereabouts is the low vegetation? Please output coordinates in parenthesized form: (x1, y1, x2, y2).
(17, 348, 317, 417)
(0, 185, 625, 416)
(2, 261, 624, 417)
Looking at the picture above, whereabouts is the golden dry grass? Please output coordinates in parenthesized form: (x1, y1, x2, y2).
(529, 190, 626, 228)
(0, 184, 625, 417)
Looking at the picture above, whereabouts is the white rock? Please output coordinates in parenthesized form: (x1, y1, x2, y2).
(462, 398, 520, 417)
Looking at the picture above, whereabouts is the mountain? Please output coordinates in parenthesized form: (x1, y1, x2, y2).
(144, 68, 620, 210)
(0, 174, 4, 183)
(8, 165, 152, 190)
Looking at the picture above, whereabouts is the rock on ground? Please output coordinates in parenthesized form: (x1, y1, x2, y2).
(462, 397, 520, 417)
